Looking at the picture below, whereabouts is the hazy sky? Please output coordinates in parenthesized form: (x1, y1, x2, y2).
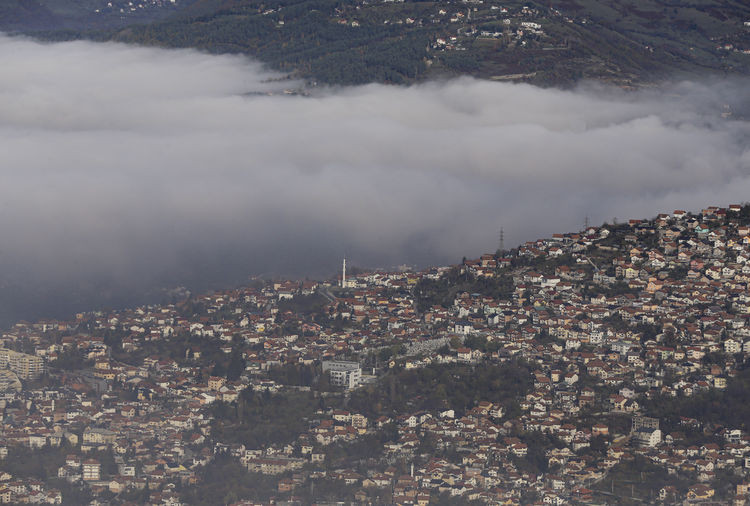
(1, 33, 750, 321)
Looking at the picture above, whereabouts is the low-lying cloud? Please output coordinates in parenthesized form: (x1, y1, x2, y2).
(1, 33, 750, 322)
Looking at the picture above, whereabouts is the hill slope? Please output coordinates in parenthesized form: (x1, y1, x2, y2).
(0, 0, 194, 31)
(22, 0, 748, 86)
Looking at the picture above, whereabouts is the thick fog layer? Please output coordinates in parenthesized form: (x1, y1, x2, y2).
(1, 34, 750, 323)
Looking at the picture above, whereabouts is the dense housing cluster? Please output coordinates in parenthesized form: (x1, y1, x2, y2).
(1, 204, 750, 504)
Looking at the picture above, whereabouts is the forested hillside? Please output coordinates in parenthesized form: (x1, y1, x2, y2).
(15, 0, 750, 85)
(0, 0, 193, 31)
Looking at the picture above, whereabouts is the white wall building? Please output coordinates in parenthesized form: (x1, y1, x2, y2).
(322, 361, 361, 389)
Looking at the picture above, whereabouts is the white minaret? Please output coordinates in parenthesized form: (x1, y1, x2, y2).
(342, 258, 346, 288)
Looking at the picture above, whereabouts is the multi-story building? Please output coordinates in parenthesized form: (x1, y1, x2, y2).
(82, 427, 117, 446)
(322, 361, 361, 389)
(0, 349, 45, 380)
(82, 460, 101, 481)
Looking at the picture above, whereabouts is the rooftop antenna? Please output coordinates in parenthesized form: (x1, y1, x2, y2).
(584, 216, 589, 230)
(498, 227, 505, 252)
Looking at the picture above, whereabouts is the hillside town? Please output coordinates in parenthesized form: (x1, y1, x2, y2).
(2, 204, 750, 505)
(94, 0, 180, 16)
